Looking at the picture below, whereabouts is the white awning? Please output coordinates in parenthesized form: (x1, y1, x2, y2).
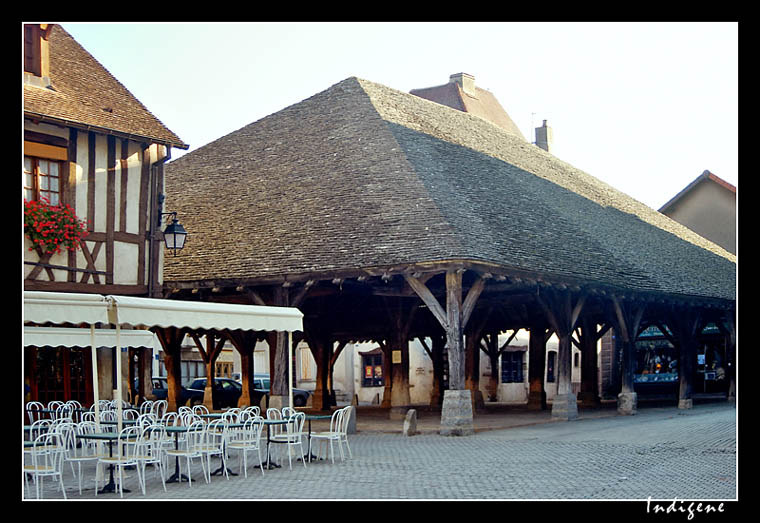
(23, 291, 304, 333)
(106, 295, 303, 333)
(23, 291, 110, 326)
(23, 326, 158, 349)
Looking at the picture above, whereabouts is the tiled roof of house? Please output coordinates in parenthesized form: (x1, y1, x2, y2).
(163, 77, 735, 302)
(23, 24, 188, 149)
(410, 73, 527, 141)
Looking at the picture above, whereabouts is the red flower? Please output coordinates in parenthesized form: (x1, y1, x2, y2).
(23, 198, 89, 254)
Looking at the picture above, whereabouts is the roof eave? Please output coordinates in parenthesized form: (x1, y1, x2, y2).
(24, 110, 190, 150)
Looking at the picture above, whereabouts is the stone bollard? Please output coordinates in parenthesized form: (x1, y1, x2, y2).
(346, 404, 357, 434)
(440, 390, 474, 436)
(403, 409, 417, 436)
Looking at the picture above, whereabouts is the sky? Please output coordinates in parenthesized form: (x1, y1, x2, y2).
(60, 22, 738, 210)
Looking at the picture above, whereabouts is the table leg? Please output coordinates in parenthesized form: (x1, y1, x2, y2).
(98, 440, 130, 494)
(165, 432, 191, 484)
(210, 441, 237, 477)
(265, 424, 280, 469)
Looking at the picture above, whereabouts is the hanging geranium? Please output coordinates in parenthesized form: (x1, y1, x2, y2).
(24, 198, 89, 254)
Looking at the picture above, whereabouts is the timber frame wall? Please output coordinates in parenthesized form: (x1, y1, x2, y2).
(24, 122, 169, 297)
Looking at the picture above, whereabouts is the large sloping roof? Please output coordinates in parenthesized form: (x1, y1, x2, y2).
(164, 77, 735, 302)
(23, 24, 188, 149)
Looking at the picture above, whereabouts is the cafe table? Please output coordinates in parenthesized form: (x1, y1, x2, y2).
(76, 431, 135, 494)
(261, 418, 289, 469)
(163, 425, 192, 484)
(300, 414, 332, 462)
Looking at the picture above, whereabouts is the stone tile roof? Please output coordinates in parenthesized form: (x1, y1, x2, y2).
(23, 24, 188, 149)
(163, 77, 735, 302)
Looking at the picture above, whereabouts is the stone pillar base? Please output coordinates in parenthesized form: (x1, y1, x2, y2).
(578, 391, 600, 408)
(389, 407, 408, 421)
(617, 391, 637, 415)
(440, 389, 474, 436)
(268, 394, 289, 410)
(551, 393, 579, 420)
(678, 398, 693, 410)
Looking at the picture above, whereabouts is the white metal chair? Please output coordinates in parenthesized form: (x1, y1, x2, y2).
(197, 419, 229, 483)
(338, 405, 353, 459)
(139, 400, 154, 416)
(61, 421, 102, 495)
(239, 406, 260, 422)
(310, 408, 344, 464)
(151, 399, 167, 419)
(226, 416, 265, 478)
(164, 420, 205, 487)
(26, 401, 45, 424)
(270, 411, 307, 470)
(24, 431, 67, 500)
(134, 424, 168, 495)
(94, 425, 141, 498)
(192, 404, 209, 416)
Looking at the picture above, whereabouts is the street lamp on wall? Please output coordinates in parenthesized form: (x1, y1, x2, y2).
(161, 211, 187, 256)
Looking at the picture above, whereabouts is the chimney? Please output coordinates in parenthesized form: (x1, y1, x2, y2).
(535, 120, 553, 153)
(449, 73, 477, 97)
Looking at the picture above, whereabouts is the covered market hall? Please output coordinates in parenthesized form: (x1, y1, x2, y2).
(157, 77, 736, 434)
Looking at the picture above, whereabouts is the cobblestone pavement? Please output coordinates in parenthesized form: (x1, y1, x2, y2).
(23, 402, 737, 502)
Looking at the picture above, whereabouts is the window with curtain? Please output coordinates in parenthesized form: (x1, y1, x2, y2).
(24, 155, 61, 205)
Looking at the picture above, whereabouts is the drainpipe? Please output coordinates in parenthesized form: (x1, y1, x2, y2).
(147, 144, 172, 298)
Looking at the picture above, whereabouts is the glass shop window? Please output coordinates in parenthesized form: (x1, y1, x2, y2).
(362, 353, 384, 387)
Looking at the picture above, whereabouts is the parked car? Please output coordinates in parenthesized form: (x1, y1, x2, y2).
(252, 373, 311, 407)
(149, 376, 192, 406)
(148, 374, 310, 408)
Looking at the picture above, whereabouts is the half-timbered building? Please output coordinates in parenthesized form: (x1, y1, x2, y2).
(162, 76, 736, 433)
(23, 23, 189, 405)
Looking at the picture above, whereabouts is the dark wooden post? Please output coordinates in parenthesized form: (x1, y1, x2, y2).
(574, 317, 610, 408)
(610, 296, 645, 415)
(382, 297, 418, 412)
(722, 306, 736, 403)
(420, 333, 446, 406)
(153, 326, 185, 412)
(189, 331, 226, 410)
(665, 306, 702, 410)
(305, 326, 332, 411)
(225, 330, 260, 408)
(536, 288, 586, 420)
(405, 270, 485, 435)
(527, 323, 550, 410)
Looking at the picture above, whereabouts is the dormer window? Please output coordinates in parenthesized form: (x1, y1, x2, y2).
(23, 24, 51, 86)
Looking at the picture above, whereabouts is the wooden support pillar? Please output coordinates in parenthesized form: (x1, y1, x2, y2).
(226, 330, 261, 408)
(305, 327, 332, 412)
(537, 288, 586, 420)
(574, 317, 610, 408)
(610, 296, 645, 415)
(405, 270, 485, 435)
(465, 310, 491, 410)
(723, 307, 736, 403)
(382, 297, 417, 413)
(328, 341, 348, 407)
(189, 331, 226, 411)
(419, 333, 446, 407)
(665, 307, 702, 410)
(153, 326, 185, 412)
(527, 323, 550, 410)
